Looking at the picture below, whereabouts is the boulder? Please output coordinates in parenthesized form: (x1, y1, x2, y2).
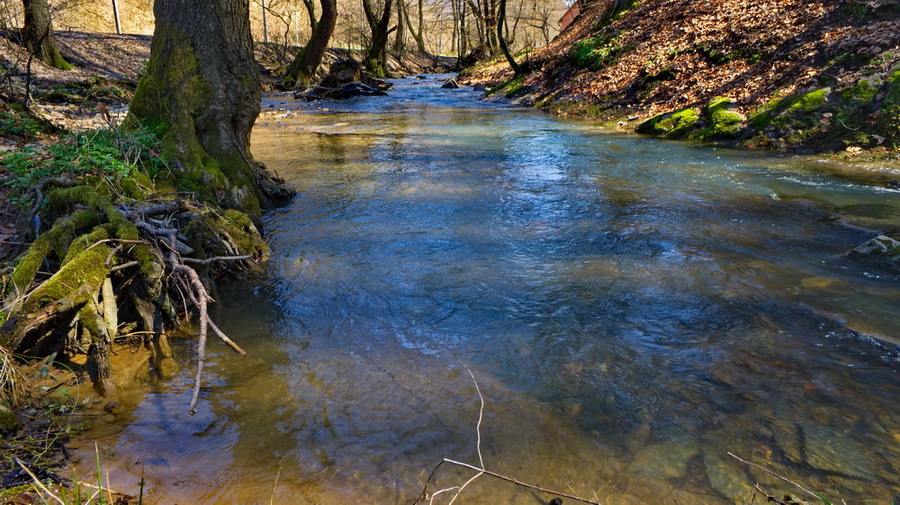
(321, 59, 363, 88)
(473, 84, 487, 92)
(294, 82, 388, 101)
(847, 235, 900, 271)
(441, 78, 460, 89)
(0, 403, 19, 433)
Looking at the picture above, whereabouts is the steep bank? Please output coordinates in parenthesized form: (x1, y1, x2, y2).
(460, 0, 900, 162)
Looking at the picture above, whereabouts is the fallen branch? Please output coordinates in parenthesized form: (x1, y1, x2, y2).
(415, 363, 603, 505)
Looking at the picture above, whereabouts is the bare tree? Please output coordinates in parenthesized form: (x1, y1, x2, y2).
(497, 0, 520, 74)
(361, 0, 393, 76)
(282, 0, 337, 87)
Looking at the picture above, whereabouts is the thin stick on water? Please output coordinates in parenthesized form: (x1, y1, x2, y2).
(270, 466, 282, 505)
(728, 452, 820, 500)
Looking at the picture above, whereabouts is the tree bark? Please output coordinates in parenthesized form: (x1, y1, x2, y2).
(283, 0, 337, 88)
(497, 0, 520, 75)
(392, 0, 406, 53)
(127, 0, 292, 217)
(21, 0, 71, 70)
(362, 0, 394, 77)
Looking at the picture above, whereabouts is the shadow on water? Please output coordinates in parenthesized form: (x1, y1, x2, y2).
(72, 76, 899, 505)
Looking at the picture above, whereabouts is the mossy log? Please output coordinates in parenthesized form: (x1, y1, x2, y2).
(1, 183, 263, 403)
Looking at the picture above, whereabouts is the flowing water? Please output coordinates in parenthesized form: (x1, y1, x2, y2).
(74, 77, 900, 505)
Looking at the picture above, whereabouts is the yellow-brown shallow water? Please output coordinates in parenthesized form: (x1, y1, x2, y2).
(72, 77, 899, 505)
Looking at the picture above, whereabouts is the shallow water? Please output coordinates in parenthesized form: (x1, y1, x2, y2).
(74, 76, 899, 505)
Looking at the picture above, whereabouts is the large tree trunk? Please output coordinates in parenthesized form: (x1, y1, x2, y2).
(127, 0, 292, 217)
(362, 0, 394, 77)
(283, 0, 337, 88)
(21, 0, 70, 70)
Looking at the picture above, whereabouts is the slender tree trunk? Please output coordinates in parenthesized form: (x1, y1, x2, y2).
(402, 0, 427, 54)
(283, 0, 337, 88)
(497, 0, 520, 74)
(301, 0, 317, 33)
(21, 0, 70, 70)
(127, 0, 292, 217)
(392, 0, 405, 53)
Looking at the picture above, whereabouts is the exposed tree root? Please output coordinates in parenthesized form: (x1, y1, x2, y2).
(1, 183, 265, 412)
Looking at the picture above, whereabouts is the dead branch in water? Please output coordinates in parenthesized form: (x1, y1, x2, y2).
(414, 362, 604, 505)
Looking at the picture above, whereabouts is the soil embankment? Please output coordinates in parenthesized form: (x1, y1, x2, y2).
(460, 0, 900, 162)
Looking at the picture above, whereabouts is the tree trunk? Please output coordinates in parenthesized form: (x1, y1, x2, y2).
(127, 0, 292, 217)
(392, 0, 406, 53)
(283, 0, 337, 88)
(302, 0, 318, 33)
(21, 0, 70, 70)
(403, 0, 427, 54)
(362, 0, 394, 77)
(497, 0, 520, 75)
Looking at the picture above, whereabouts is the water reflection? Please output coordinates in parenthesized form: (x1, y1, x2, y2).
(73, 76, 899, 505)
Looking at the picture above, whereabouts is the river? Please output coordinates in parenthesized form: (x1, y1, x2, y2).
(73, 76, 899, 505)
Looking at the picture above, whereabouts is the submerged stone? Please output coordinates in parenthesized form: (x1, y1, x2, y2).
(801, 423, 874, 479)
(629, 439, 700, 479)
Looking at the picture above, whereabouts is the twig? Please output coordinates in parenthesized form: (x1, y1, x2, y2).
(753, 484, 792, 505)
(183, 255, 252, 265)
(728, 452, 820, 500)
(109, 261, 139, 273)
(441, 459, 603, 505)
(206, 316, 247, 356)
(15, 458, 65, 505)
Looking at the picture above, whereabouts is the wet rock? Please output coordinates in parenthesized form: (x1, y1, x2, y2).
(0, 403, 19, 433)
(702, 453, 749, 500)
(801, 423, 873, 479)
(629, 439, 700, 480)
(294, 82, 388, 101)
(416, 75, 427, 79)
(473, 84, 487, 92)
(846, 235, 900, 271)
(441, 78, 460, 89)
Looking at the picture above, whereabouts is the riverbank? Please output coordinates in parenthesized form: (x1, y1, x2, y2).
(459, 0, 900, 172)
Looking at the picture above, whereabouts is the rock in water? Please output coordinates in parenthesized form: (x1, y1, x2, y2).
(441, 78, 460, 89)
(321, 59, 362, 88)
(847, 235, 900, 271)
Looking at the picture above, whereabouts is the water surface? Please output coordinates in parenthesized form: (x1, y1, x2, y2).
(75, 76, 899, 505)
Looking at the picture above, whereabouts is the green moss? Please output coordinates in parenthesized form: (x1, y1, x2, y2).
(693, 97, 743, 140)
(636, 108, 700, 138)
(9, 210, 101, 296)
(569, 31, 632, 71)
(25, 244, 110, 309)
(841, 78, 879, 105)
(62, 226, 110, 266)
(787, 88, 829, 113)
(487, 76, 525, 97)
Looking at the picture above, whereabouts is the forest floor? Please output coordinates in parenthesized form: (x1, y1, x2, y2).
(460, 0, 900, 168)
